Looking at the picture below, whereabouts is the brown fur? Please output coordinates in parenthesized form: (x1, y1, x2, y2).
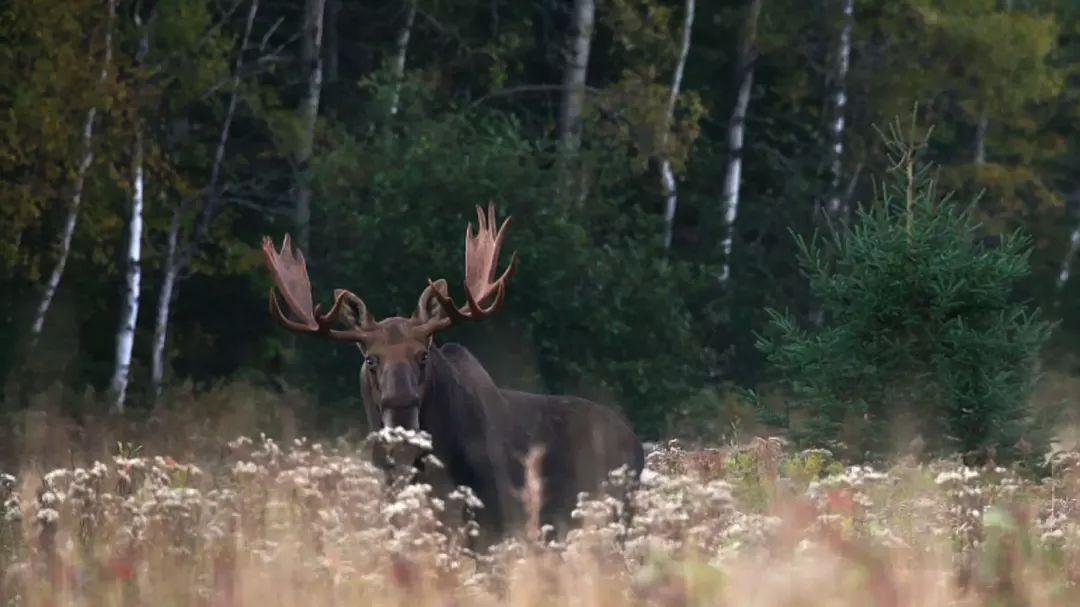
(362, 340, 643, 544)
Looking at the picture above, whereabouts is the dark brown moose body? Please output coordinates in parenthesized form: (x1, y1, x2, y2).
(262, 205, 644, 545)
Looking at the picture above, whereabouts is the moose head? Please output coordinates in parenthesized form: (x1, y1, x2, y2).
(261, 204, 517, 431)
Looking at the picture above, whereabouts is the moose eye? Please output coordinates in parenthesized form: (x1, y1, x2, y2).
(365, 356, 378, 368)
(418, 351, 429, 367)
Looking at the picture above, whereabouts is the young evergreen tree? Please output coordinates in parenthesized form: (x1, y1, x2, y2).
(756, 119, 1054, 462)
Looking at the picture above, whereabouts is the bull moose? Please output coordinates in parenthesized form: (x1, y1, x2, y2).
(261, 205, 644, 542)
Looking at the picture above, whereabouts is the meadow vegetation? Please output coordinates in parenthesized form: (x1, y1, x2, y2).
(2, 395, 1080, 607)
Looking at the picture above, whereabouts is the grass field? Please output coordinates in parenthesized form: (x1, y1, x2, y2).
(2, 414, 1080, 607)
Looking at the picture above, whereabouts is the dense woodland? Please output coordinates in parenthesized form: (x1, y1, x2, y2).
(1, 0, 1078, 450)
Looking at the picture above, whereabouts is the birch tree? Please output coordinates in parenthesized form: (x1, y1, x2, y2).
(558, 0, 595, 154)
(389, 1, 418, 116)
(108, 8, 153, 413)
(718, 0, 764, 285)
(1057, 191, 1080, 297)
(973, 112, 988, 165)
(109, 129, 144, 412)
(824, 0, 853, 220)
(295, 0, 327, 251)
(556, 0, 595, 203)
(1058, 224, 1080, 294)
(150, 0, 260, 397)
(29, 0, 116, 347)
(659, 0, 695, 250)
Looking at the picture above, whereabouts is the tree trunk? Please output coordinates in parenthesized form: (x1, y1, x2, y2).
(109, 128, 145, 413)
(660, 0, 696, 250)
(295, 0, 327, 251)
(973, 111, 988, 165)
(718, 0, 763, 286)
(558, 0, 594, 152)
(151, 210, 181, 397)
(825, 0, 853, 219)
(555, 0, 595, 204)
(150, 0, 259, 397)
(1057, 227, 1080, 291)
(1057, 215, 1080, 293)
(30, 0, 116, 346)
(389, 1, 418, 116)
(108, 8, 154, 413)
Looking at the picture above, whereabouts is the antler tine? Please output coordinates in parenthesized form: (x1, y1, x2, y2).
(262, 235, 319, 332)
(426, 278, 469, 325)
(262, 234, 375, 342)
(427, 204, 518, 329)
(269, 288, 318, 332)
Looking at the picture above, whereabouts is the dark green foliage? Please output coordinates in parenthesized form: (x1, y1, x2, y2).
(287, 109, 708, 438)
(757, 127, 1054, 461)
(1, 0, 1079, 456)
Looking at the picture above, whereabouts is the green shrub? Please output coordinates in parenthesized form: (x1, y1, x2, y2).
(756, 123, 1054, 462)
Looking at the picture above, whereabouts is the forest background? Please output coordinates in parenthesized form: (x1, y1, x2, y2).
(2, 0, 1079, 454)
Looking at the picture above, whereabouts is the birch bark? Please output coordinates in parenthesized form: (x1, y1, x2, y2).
(825, 0, 853, 219)
(718, 0, 763, 285)
(150, 0, 260, 397)
(555, 0, 595, 204)
(295, 0, 327, 251)
(1057, 219, 1080, 293)
(389, 1, 417, 116)
(30, 0, 117, 345)
(109, 127, 145, 413)
(557, 0, 595, 154)
(660, 0, 696, 250)
(108, 8, 153, 412)
(974, 111, 988, 165)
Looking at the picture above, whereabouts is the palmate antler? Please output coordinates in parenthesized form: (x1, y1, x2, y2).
(422, 204, 518, 330)
(261, 235, 376, 341)
(262, 204, 517, 342)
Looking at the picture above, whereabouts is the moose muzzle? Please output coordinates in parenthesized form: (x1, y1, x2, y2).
(378, 364, 422, 430)
(381, 403, 420, 430)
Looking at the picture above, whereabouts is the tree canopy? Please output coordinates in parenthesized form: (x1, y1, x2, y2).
(1, 0, 1078, 445)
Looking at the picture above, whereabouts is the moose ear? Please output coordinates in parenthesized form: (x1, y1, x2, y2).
(416, 279, 449, 322)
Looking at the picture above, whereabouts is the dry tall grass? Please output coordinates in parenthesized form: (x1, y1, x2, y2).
(2, 423, 1080, 607)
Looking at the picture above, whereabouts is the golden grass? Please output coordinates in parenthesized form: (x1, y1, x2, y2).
(1, 423, 1079, 607)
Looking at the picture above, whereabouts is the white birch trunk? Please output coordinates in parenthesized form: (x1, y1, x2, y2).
(718, 0, 764, 286)
(555, 0, 595, 204)
(825, 0, 853, 218)
(295, 0, 327, 252)
(1057, 223, 1080, 292)
(108, 10, 153, 413)
(557, 0, 595, 155)
(974, 111, 988, 166)
(109, 128, 145, 413)
(389, 1, 417, 116)
(151, 211, 181, 396)
(660, 0, 696, 250)
(151, 0, 259, 397)
(30, 0, 117, 345)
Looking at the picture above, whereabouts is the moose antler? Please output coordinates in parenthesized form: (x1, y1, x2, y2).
(261, 235, 376, 341)
(423, 204, 518, 328)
